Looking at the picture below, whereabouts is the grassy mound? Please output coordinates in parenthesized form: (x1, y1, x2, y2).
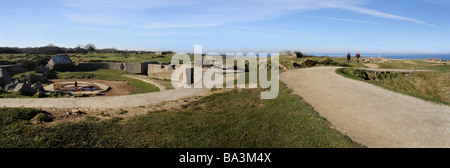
(336, 68, 449, 105)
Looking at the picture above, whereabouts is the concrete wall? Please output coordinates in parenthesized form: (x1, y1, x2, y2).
(148, 64, 173, 80)
(77, 63, 123, 71)
(147, 64, 193, 85)
(77, 61, 158, 74)
(124, 63, 144, 74)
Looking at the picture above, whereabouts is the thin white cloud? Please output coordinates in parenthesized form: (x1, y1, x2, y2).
(133, 33, 175, 37)
(337, 5, 425, 24)
(65, 14, 129, 25)
(223, 26, 308, 34)
(327, 4, 438, 27)
(58, 0, 194, 10)
(136, 23, 220, 29)
(57, 0, 436, 28)
(304, 15, 383, 25)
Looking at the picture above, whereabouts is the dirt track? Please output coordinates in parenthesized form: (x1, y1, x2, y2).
(0, 76, 205, 109)
(280, 67, 450, 148)
(0, 88, 205, 109)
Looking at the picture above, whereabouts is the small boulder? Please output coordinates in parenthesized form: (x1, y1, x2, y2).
(71, 109, 85, 115)
(36, 65, 52, 78)
(31, 81, 45, 91)
(20, 78, 29, 84)
(27, 73, 47, 83)
(0, 68, 12, 87)
(36, 91, 46, 97)
(289, 51, 296, 57)
(42, 68, 51, 78)
(45, 55, 74, 71)
(14, 83, 37, 95)
(295, 52, 304, 58)
(4, 79, 19, 91)
(35, 65, 46, 73)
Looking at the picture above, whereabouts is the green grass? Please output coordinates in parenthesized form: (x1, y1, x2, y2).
(0, 92, 38, 98)
(12, 71, 44, 80)
(336, 68, 450, 105)
(375, 60, 450, 72)
(0, 108, 48, 126)
(0, 83, 363, 148)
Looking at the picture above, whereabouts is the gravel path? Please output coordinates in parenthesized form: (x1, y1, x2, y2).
(0, 88, 204, 109)
(280, 67, 450, 148)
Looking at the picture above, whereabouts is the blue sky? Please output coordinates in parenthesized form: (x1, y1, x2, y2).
(0, 0, 449, 54)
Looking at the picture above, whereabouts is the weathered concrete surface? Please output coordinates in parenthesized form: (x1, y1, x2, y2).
(124, 62, 145, 74)
(148, 64, 176, 80)
(77, 62, 158, 74)
(13, 83, 36, 95)
(0, 68, 12, 87)
(0, 65, 29, 75)
(46, 55, 74, 71)
(280, 67, 450, 148)
(124, 62, 158, 74)
(77, 62, 123, 71)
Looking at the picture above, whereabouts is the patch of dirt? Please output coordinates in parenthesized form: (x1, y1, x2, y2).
(405, 60, 418, 65)
(47, 79, 137, 96)
(364, 63, 380, 69)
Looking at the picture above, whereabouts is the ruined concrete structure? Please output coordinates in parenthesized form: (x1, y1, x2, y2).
(0, 68, 12, 87)
(46, 54, 74, 71)
(147, 64, 194, 85)
(77, 61, 158, 74)
(77, 62, 123, 71)
(147, 64, 176, 80)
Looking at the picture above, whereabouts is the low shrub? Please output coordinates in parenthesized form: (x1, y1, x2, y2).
(34, 113, 53, 122)
(302, 59, 318, 67)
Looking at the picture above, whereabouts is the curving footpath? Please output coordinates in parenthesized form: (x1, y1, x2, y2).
(280, 67, 450, 148)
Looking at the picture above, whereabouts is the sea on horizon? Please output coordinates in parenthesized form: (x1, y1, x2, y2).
(305, 53, 450, 60)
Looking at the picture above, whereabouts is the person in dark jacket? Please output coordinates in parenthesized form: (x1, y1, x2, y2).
(347, 52, 351, 63)
(356, 52, 361, 63)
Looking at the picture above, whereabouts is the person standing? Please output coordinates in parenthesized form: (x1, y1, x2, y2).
(356, 52, 361, 63)
(347, 52, 351, 63)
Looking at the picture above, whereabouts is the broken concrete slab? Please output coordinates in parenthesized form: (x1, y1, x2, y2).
(36, 64, 52, 77)
(14, 83, 37, 95)
(0, 68, 12, 87)
(31, 81, 45, 91)
(4, 79, 19, 91)
(46, 54, 74, 71)
(27, 73, 47, 83)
